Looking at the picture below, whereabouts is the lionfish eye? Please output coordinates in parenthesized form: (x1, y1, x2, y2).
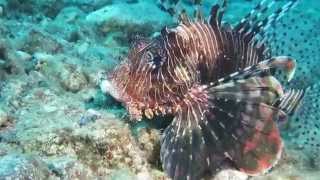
(146, 51, 163, 69)
(144, 50, 163, 70)
(142, 39, 167, 70)
(146, 51, 154, 62)
(152, 55, 163, 68)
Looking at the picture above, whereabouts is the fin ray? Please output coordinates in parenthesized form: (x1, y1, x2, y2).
(161, 85, 284, 179)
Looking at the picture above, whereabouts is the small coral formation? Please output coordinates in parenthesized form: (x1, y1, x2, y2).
(22, 30, 64, 54)
(0, 109, 13, 131)
(137, 128, 161, 166)
(59, 64, 89, 93)
(0, 39, 25, 80)
(86, 0, 172, 51)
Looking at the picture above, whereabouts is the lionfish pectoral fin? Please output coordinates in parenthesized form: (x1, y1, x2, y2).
(228, 103, 283, 176)
(161, 85, 284, 179)
(207, 82, 284, 175)
(212, 75, 284, 105)
(210, 57, 294, 90)
(273, 89, 305, 117)
(205, 96, 284, 176)
(260, 56, 296, 82)
(254, 57, 296, 83)
(273, 56, 296, 82)
(161, 85, 213, 180)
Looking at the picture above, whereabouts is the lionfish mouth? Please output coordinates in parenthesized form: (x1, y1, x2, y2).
(104, 0, 306, 179)
(100, 79, 123, 102)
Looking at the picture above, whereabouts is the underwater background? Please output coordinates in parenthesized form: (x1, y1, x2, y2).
(0, 0, 319, 179)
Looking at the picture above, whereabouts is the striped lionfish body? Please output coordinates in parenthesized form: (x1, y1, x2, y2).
(106, 0, 304, 179)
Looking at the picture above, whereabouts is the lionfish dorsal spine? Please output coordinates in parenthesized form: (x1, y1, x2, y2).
(209, 5, 222, 28)
(178, 9, 192, 26)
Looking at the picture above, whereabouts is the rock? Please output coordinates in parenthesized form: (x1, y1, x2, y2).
(0, 154, 51, 179)
(86, 1, 172, 46)
(0, 109, 9, 127)
(78, 109, 102, 126)
(137, 128, 161, 165)
(0, 5, 4, 17)
(0, 58, 5, 65)
(54, 6, 85, 24)
(33, 52, 55, 62)
(76, 42, 89, 55)
(136, 171, 153, 180)
(214, 170, 248, 180)
(2, 84, 149, 177)
(108, 169, 136, 180)
(60, 64, 88, 93)
(6, 0, 64, 18)
(22, 29, 64, 54)
(86, 1, 171, 27)
(32, 52, 52, 71)
(46, 7, 90, 43)
(0, 39, 9, 66)
(71, 119, 149, 174)
(15, 51, 32, 62)
(0, 39, 25, 76)
(47, 157, 95, 179)
(63, 0, 113, 12)
(0, 108, 14, 132)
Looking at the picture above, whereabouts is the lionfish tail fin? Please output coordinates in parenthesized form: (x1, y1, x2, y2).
(161, 85, 284, 179)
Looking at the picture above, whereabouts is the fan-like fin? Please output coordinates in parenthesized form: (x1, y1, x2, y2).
(161, 84, 285, 179)
(211, 75, 284, 105)
(210, 56, 296, 86)
(273, 89, 305, 116)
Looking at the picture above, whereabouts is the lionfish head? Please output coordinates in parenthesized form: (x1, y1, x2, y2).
(103, 37, 169, 119)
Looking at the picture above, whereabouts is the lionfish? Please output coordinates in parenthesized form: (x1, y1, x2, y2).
(104, 0, 305, 179)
